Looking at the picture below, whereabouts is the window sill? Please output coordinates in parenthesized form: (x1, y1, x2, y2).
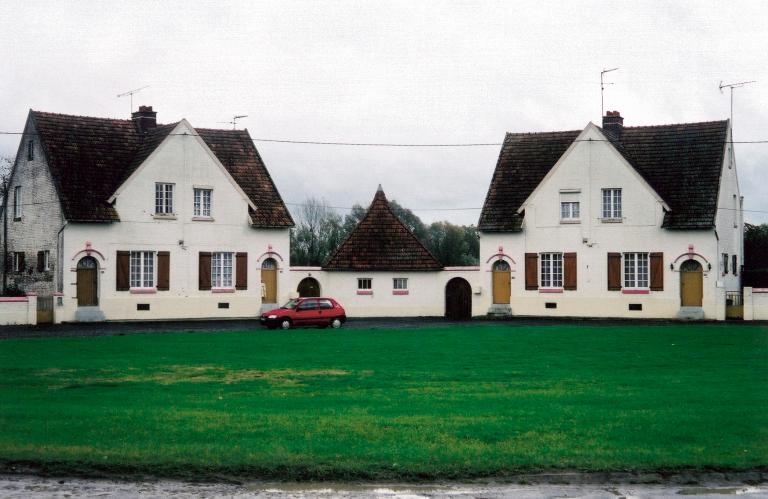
(560, 219, 580, 224)
(622, 289, 650, 294)
(357, 290, 373, 295)
(392, 290, 409, 295)
(600, 218, 623, 223)
(153, 214, 177, 220)
(539, 288, 563, 293)
(192, 216, 214, 222)
(130, 288, 157, 294)
(212, 287, 235, 293)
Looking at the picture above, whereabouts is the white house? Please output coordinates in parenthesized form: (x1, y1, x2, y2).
(2, 106, 294, 323)
(289, 187, 484, 318)
(477, 111, 743, 320)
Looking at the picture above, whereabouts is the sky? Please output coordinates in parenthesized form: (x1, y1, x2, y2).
(1, 1, 766, 225)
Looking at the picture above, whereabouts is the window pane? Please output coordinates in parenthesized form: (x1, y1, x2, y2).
(572, 202, 580, 218)
(541, 253, 551, 287)
(638, 253, 648, 288)
(614, 189, 621, 217)
(194, 189, 201, 216)
(203, 190, 211, 216)
(624, 253, 635, 287)
(130, 252, 141, 287)
(212, 253, 222, 287)
(223, 253, 233, 287)
(553, 253, 563, 287)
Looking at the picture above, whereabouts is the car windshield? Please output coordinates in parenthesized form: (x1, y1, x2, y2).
(281, 299, 299, 310)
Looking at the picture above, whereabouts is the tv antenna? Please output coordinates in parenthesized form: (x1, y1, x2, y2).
(719, 80, 756, 129)
(218, 115, 249, 130)
(600, 67, 619, 118)
(116, 85, 150, 113)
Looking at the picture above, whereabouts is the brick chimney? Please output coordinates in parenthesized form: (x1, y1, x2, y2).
(602, 110, 624, 139)
(132, 105, 157, 134)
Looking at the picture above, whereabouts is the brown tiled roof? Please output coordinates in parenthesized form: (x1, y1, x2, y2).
(478, 120, 729, 231)
(324, 187, 443, 271)
(28, 110, 293, 227)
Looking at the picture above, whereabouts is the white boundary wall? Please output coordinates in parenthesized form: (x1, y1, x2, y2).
(744, 287, 768, 321)
(0, 294, 37, 325)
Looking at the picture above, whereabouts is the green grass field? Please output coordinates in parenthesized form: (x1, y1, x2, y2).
(0, 323, 766, 479)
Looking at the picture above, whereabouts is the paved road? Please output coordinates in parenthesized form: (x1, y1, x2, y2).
(2, 315, 759, 340)
(1, 475, 767, 498)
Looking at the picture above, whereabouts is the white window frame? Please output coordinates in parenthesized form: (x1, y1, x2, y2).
(12, 252, 23, 272)
(13, 186, 22, 219)
(393, 278, 408, 290)
(212, 252, 234, 289)
(193, 188, 212, 218)
(560, 201, 580, 221)
(540, 252, 563, 288)
(357, 278, 372, 290)
(155, 183, 174, 215)
(42, 250, 50, 271)
(623, 252, 649, 289)
(601, 188, 622, 220)
(130, 251, 155, 289)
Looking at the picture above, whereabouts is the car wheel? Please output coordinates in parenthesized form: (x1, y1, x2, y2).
(280, 318, 292, 330)
(330, 318, 342, 329)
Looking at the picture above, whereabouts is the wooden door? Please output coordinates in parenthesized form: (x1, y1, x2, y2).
(261, 259, 277, 304)
(445, 278, 472, 320)
(492, 261, 511, 304)
(77, 268, 98, 306)
(37, 296, 53, 324)
(298, 278, 320, 297)
(680, 261, 703, 307)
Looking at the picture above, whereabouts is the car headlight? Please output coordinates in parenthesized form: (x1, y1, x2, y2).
(268, 315, 277, 319)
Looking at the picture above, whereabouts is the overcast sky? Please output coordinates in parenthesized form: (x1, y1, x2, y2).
(1, 1, 766, 225)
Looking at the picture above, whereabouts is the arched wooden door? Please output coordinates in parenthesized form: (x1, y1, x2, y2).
(680, 259, 703, 307)
(261, 258, 278, 303)
(445, 277, 472, 320)
(76, 256, 98, 306)
(297, 277, 320, 297)
(492, 260, 511, 304)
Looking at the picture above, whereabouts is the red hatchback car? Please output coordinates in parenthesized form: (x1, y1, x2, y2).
(260, 297, 346, 330)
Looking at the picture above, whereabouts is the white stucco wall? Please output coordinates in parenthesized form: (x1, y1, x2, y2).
(0, 296, 36, 325)
(744, 288, 768, 321)
(714, 127, 743, 293)
(288, 268, 484, 317)
(478, 124, 730, 320)
(58, 122, 290, 322)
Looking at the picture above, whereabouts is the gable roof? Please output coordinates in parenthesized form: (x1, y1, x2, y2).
(28, 110, 294, 227)
(478, 120, 729, 231)
(323, 187, 443, 271)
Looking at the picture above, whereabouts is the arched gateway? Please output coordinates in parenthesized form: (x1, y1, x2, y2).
(445, 277, 472, 320)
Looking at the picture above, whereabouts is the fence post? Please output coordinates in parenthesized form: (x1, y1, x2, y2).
(744, 287, 754, 321)
(25, 293, 37, 326)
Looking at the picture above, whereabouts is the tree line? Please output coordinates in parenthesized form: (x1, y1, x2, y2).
(289, 197, 479, 267)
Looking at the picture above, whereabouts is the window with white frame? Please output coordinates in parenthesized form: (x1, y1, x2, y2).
(358, 278, 372, 290)
(13, 186, 22, 219)
(624, 252, 649, 288)
(540, 253, 563, 288)
(193, 188, 212, 217)
(12, 252, 24, 272)
(42, 250, 50, 271)
(130, 251, 155, 288)
(212, 252, 233, 288)
(560, 191, 580, 221)
(601, 188, 622, 219)
(393, 278, 408, 290)
(155, 183, 174, 215)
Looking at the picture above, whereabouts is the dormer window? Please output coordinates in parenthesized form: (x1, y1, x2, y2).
(601, 188, 622, 220)
(560, 190, 580, 223)
(155, 183, 174, 215)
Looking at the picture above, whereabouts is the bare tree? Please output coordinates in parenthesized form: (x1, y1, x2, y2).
(290, 197, 345, 266)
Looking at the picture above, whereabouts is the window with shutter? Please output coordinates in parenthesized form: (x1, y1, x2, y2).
(525, 253, 538, 290)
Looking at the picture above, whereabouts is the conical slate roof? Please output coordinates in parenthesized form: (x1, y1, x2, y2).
(324, 187, 443, 271)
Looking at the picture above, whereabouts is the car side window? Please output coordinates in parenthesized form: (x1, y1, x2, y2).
(297, 299, 318, 311)
(319, 299, 333, 310)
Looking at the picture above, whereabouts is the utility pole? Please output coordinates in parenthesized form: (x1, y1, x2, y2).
(600, 68, 619, 118)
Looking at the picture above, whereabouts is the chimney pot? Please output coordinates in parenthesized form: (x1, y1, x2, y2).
(132, 105, 157, 134)
(602, 110, 624, 139)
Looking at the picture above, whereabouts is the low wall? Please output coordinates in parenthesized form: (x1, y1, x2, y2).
(0, 294, 37, 326)
(744, 287, 768, 321)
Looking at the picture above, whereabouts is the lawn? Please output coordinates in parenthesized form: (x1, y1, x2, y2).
(0, 323, 766, 479)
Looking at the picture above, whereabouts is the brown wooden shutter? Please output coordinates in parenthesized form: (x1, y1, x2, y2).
(37, 251, 45, 272)
(157, 251, 170, 291)
(525, 253, 538, 290)
(650, 252, 664, 291)
(199, 252, 212, 290)
(564, 252, 577, 290)
(116, 251, 130, 291)
(235, 252, 248, 290)
(607, 252, 622, 291)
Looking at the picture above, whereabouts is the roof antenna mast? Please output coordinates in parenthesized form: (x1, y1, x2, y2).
(600, 68, 619, 118)
(116, 85, 150, 114)
(719, 80, 756, 131)
(218, 115, 249, 130)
